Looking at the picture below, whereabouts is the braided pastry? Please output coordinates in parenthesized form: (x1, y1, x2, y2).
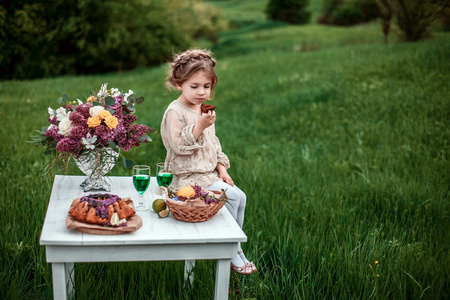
(69, 194, 135, 225)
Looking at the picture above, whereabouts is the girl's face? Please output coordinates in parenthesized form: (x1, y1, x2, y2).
(177, 71, 212, 110)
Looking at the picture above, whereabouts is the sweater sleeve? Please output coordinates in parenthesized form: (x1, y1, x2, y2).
(162, 109, 205, 155)
(214, 135, 230, 169)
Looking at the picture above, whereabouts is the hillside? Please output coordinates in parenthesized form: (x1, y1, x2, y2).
(0, 1, 449, 298)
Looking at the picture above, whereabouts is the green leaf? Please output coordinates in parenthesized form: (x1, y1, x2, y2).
(107, 108, 115, 114)
(58, 97, 63, 105)
(108, 141, 118, 150)
(125, 159, 134, 168)
(136, 96, 145, 105)
(121, 157, 134, 168)
(92, 101, 102, 106)
(105, 96, 115, 106)
(128, 94, 136, 103)
(44, 149, 52, 155)
(138, 135, 152, 142)
(127, 104, 135, 111)
(89, 90, 94, 96)
(63, 93, 69, 102)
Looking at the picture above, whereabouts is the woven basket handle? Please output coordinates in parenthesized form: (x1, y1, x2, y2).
(160, 186, 170, 199)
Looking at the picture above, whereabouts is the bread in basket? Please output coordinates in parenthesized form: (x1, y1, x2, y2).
(160, 185, 227, 223)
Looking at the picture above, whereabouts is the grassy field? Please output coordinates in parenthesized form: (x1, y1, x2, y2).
(1, 0, 449, 299)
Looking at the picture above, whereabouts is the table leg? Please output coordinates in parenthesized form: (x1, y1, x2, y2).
(65, 262, 74, 298)
(184, 260, 195, 286)
(52, 263, 68, 300)
(214, 259, 231, 300)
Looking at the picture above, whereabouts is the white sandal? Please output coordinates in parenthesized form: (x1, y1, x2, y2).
(238, 250, 257, 273)
(230, 261, 253, 275)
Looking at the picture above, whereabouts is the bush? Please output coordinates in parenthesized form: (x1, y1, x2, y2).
(318, 0, 379, 25)
(0, 0, 224, 80)
(266, 0, 311, 24)
(391, 0, 445, 41)
(331, 2, 365, 25)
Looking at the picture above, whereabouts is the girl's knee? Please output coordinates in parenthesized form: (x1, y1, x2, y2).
(227, 188, 245, 202)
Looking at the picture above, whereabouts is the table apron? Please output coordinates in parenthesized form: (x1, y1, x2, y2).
(45, 243, 238, 263)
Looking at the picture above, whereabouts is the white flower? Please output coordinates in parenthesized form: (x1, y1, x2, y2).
(76, 99, 84, 105)
(56, 107, 69, 121)
(124, 89, 134, 104)
(58, 117, 73, 136)
(90, 106, 105, 117)
(97, 83, 108, 97)
(81, 133, 97, 150)
(48, 107, 56, 119)
(47, 124, 56, 131)
(110, 88, 120, 97)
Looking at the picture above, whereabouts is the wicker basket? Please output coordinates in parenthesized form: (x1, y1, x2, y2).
(162, 188, 227, 223)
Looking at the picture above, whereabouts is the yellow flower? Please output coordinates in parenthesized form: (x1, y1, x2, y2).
(98, 110, 112, 119)
(104, 115, 118, 129)
(87, 96, 97, 103)
(87, 116, 102, 128)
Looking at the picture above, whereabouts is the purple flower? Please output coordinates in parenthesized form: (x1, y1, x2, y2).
(70, 125, 88, 140)
(122, 114, 137, 128)
(205, 197, 218, 204)
(56, 137, 79, 153)
(111, 95, 124, 110)
(94, 125, 113, 146)
(48, 116, 58, 126)
(75, 103, 92, 118)
(46, 126, 63, 141)
(69, 111, 87, 126)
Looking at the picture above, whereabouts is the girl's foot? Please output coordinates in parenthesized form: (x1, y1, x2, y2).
(238, 250, 257, 273)
(230, 255, 253, 275)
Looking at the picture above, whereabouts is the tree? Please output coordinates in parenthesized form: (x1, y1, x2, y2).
(377, 0, 449, 42)
(266, 0, 311, 24)
(377, 0, 393, 44)
(0, 0, 224, 80)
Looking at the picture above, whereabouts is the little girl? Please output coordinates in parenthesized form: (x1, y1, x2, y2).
(160, 49, 256, 275)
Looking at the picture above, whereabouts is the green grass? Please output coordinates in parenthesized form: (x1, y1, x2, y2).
(1, 1, 449, 298)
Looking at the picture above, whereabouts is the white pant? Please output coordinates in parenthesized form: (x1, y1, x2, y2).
(206, 181, 247, 228)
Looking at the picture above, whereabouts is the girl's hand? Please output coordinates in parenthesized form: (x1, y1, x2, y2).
(198, 110, 216, 129)
(217, 163, 234, 186)
(193, 110, 215, 140)
(220, 172, 234, 186)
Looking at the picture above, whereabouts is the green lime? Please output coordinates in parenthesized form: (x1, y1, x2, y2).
(158, 210, 170, 218)
(152, 199, 166, 213)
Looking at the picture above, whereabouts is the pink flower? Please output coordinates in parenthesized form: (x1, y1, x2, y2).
(46, 126, 63, 141)
(70, 125, 88, 140)
(75, 103, 92, 118)
(56, 138, 79, 152)
(69, 111, 87, 126)
(94, 125, 113, 146)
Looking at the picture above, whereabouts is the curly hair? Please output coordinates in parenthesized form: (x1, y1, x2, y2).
(166, 49, 218, 99)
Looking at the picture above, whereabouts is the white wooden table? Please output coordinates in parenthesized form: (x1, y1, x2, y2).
(40, 175, 247, 300)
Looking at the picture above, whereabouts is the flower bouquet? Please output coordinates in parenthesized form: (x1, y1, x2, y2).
(32, 83, 156, 191)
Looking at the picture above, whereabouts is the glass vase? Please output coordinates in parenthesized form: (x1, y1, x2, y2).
(73, 147, 119, 192)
